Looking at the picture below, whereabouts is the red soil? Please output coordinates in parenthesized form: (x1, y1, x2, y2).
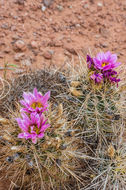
(0, 0, 126, 78)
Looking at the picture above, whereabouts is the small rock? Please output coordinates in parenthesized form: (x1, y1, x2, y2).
(99, 27, 109, 37)
(95, 34, 100, 38)
(83, 4, 89, 9)
(0, 33, 5, 38)
(114, 28, 121, 33)
(30, 41, 38, 49)
(53, 40, 63, 47)
(90, 0, 94, 3)
(48, 50, 54, 55)
(100, 42, 108, 48)
(97, 2, 103, 10)
(15, 0, 25, 5)
(43, 0, 53, 7)
(12, 35, 20, 40)
(76, 24, 81, 28)
(13, 40, 26, 52)
(11, 25, 17, 31)
(21, 58, 32, 66)
(14, 53, 25, 61)
(97, 2, 103, 7)
(64, 45, 77, 55)
(4, 47, 11, 53)
(43, 50, 52, 59)
(1, 24, 9, 30)
(41, 5, 46, 12)
(57, 5, 63, 11)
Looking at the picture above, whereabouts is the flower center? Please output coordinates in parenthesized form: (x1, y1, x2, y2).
(29, 125, 40, 135)
(102, 62, 109, 67)
(31, 102, 43, 109)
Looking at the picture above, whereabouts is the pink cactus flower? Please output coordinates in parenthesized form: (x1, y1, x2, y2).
(93, 51, 121, 71)
(20, 88, 50, 114)
(103, 70, 120, 85)
(87, 55, 94, 69)
(90, 72, 103, 84)
(16, 112, 50, 144)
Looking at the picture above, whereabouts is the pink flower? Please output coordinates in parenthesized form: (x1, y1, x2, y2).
(103, 70, 120, 85)
(90, 72, 103, 84)
(16, 112, 50, 144)
(93, 51, 121, 71)
(20, 88, 50, 114)
(87, 55, 94, 69)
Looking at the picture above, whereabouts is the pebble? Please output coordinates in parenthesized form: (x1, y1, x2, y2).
(30, 41, 38, 49)
(48, 50, 54, 55)
(13, 40, 26, 52)
(11, 25, 17, 31)
(100, 42, 108, 48)
(1, 24, 9, 30)
(76, 24, 81, 28)
(21, 58, 32, 66)
(97, 2, 103, 7)
(64, 45, 77, 55)
(57, 5, 63, 11)
(14, 52, 25, 61)
(4, 47, 11, 53)
(53, 40, 63, 47)
(83, 4, 89, 9)
(99, 27, 109, 37)
(97, 2, 103, 10)
(12, 35, 20, 40)
(43, 0, 53, 7)
(41, 5, 46, 12)
(15, 0, 25, 5)
(43, 50, 52, 59)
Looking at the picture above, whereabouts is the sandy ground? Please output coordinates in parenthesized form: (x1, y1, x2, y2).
(0, 0, 126, 189)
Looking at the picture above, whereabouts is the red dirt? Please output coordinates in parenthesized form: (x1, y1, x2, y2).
(0, 0, 126, 189)
(0, 0, 126, 78)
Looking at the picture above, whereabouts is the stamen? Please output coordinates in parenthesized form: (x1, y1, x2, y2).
(28, 125, 40, 135)
(102, 62, 109, 67)
(31, 102, 43, 109)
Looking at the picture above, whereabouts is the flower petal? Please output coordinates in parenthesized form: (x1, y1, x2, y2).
(38, 133, 44, 138)
(43, 91, 50, 102)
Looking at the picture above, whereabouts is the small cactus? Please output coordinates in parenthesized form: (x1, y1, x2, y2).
(0, 102, 82, 190)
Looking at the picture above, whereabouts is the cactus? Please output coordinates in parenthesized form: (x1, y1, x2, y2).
(0, 103, 82, 190)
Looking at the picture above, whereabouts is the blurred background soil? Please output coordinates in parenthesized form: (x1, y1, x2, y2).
(0, 0, 126, 189)
(0, 0, 126, 77)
